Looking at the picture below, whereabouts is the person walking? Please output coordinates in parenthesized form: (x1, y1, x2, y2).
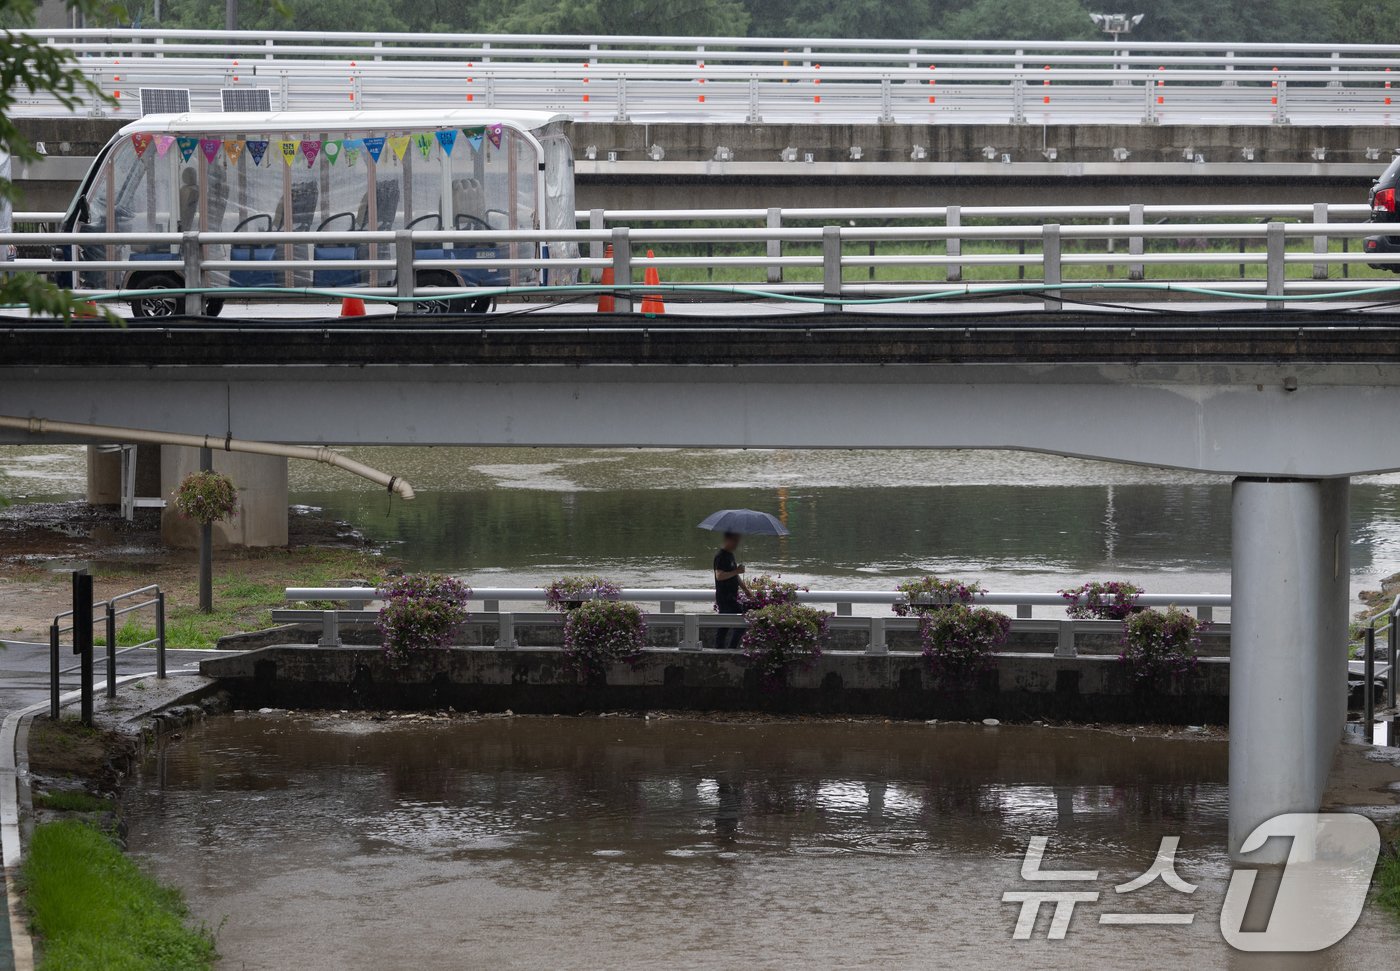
(713, 531, 751, 649)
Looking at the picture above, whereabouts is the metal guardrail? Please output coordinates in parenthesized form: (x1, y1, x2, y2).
(280, 585, 1230, 657)
(49, 582, 166, 719)
(7, 207, 1399, 312)
(17, 29, 1400, 125)
(1356, 595, 1400, 741)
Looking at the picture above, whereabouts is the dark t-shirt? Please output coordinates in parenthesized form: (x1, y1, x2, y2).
(714, 549, 740, 609)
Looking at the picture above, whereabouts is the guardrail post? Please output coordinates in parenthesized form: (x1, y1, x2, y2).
(614, 78, 628, 122)
(945, 206, 962, 283)
(1042, 223, 1061, 311)
(48, 622, 60, 720)
(1266, 221, 1286, 310)
(1199, 604, 1213, 624)
(822, 225, 842, 314)
(483, 599, 500, 613)
(766, 208, 783, 284)
(1142, 76, 1158, 124)
(495, 612, 518, 649)
(394, 230, 415, 309)
(1274, 78, 1289, 125)
(1389, 619, 1397, 711)
(1312, 203, 1329, 281)
(1055, 621, 1077, 659)
(180, 231, 202, 315)
(105, 602, 117, 699)
(611, 227, 633, 313)
(1011, 77, 1025, 124)
(156, 590, 166, 679)
(746, 76, 761, 123)
(867, 616, 887, 656)
(1365, 627, 1376, 742)
(879, 76, 894, 123)
(1128, 204, 1144, 280)
(318, 610, 341, 648)
(589, 209, 605, 282)
(680, 612, 701, 651)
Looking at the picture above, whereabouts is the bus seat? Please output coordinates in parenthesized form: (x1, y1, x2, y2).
(229, 212, 277, 288)
(313, 211, 361, 289)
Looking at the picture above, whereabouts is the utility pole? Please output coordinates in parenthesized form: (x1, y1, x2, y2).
(199, 446, 213, 613)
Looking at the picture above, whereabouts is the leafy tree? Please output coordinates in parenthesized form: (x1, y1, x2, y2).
(493, 0, 749, 36)
(939, 0, 1097, 42)
(0, 0, 123, 321)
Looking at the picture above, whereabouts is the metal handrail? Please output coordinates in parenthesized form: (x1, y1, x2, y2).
(49, 583, 166, 718)
(1357, 593, 1400, 739)
(20, 29, 1400, 124)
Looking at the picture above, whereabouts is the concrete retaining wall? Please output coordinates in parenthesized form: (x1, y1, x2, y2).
(201, 645, 1229, 724)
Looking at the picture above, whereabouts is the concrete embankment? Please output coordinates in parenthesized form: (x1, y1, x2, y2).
(200, 645, 1229, 724)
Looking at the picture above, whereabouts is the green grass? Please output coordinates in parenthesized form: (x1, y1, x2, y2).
(22, 820, 215, 971)
(1377, 836, 1400, 917)
(31, 792, 115, 814)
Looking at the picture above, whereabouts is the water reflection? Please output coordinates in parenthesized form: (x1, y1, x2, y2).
(119, 714, 1400, 970)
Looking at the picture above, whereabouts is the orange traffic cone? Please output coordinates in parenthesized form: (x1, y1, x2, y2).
(640, 249, 665, 316)
(597, 244, 616, 312)
(340, 296, 367, 317)
(73, 300, 101, 318)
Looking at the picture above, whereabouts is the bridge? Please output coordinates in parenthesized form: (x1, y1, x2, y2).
(10, 30, 1400, 210)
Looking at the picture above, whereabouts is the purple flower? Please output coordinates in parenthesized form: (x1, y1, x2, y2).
(918, 604, 1010, 685)
(562, 599, 647, 682)
(376, 574, 471, 665)
(740, 602, 829, 692)
(892, 576, 985, 616)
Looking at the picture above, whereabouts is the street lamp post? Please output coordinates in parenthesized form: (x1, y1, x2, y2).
(1090, 13, 1145, 79)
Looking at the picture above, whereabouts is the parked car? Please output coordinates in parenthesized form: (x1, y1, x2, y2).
(1364, 154, 1400, 271)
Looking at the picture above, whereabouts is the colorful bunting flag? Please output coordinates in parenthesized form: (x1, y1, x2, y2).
(176, 136, 199, 163)
(435, 129, 457, 156)
(279, 140, 299, 166)
(300, 139, 321, 167)
(413, 132, 434, 160)
(486, 123, 503, 149)
(200, 138, 221, 164)
(224, 139, 245, 165)
(387, 135, 411, 162)
(343, 139, 363, 167)
(322, 139, 343, 165)
(463, 126, 484, 152)
(130, 132, 153, 159)
(362, 136, 385, 163)
(154, 135, 175, 158)
(246, 139, 269, 166)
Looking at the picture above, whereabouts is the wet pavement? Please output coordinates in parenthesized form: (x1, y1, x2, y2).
(123, 712, 1400, 970)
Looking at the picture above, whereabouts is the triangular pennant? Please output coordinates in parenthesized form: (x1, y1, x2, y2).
(176, 136, 199, 163)
(435, 129, 456, 156)
(387, 135, 410, 161)
(486, 123, 503, 149)
(300, 139, 321, 167)
(413, 132, 434, 160)
(200, 138, 221, 164)
(223, 139, 245, 165)
(463, 127, 484, 152)
(279, 140, 298, 166)
(246, 139, 268, 166)
(154, 134, 176, 158)
(343, 139, 362, 167)
(362, 136, 385, 163)
(322, 139, 342, 165)
(130, 132, 153, 159)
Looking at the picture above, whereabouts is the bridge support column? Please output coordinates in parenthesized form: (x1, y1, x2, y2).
(159, 445, 289, 549)
(1228, 476, 1349, 861)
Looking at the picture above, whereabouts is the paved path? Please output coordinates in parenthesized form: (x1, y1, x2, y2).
(0, 641, 213, 715)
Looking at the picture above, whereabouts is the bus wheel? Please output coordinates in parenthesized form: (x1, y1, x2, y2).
(411, 271, 467, 315)
(467, 296, 493, 315)
(130, 273, 183, 318)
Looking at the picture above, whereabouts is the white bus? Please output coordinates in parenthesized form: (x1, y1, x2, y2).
(56, 108, 577, 316)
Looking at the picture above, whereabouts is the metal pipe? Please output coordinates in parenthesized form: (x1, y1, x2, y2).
(104, 602, 117, 698)
(1366, 627, 1377, 742)
(0, 416, 415, 500)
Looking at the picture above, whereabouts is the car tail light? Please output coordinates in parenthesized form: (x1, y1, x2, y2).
(1375, 187, 1396, 212)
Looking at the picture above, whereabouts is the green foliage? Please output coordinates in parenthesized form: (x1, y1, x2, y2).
(561, 598, 647, 682)
(918, 603, 1010, 684)
(1120, 606, 1202, 688)
(740, 601, 829, 690)
(32, 791, 115, 814)
(22, 820, 216, 971)
(941, 0, 1098, 41)
(1376, 838, 1400, 916)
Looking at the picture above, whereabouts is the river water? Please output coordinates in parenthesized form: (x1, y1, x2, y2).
(7, 444, 1400, 606)
(123, 712, 1400, 970)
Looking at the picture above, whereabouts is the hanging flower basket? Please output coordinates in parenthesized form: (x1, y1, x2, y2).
(1061, 580, 1143, 620)
(892, 575, 985, 616)
(376, 574, 472, 666)
(545, 574, 622, 612)
(918, 604, 1011, 686)
(738, 574, 806, 610)
(562, 599, 648, 683)
(171, 470, 239, 525)
(1120, 606, 1203, 690)
(741, 602, 830, 691)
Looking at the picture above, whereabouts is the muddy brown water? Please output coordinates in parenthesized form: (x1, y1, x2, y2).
(122, 714, 1400, 970)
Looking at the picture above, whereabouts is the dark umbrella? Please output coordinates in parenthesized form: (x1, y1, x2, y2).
(697, 508, 790, 536)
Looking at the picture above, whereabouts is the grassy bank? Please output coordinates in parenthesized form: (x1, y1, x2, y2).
(1378, 829, 1400, 917)
(22, 820, 215, 970)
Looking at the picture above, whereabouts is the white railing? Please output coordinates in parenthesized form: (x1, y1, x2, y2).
(278, 585, 1230, 657)
(8, 205, 1399, 312)
(16, 28, 1400, 124)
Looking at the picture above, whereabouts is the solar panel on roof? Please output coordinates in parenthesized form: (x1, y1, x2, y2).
(221, 88, 272, 112)
(139, 88, 191, 116)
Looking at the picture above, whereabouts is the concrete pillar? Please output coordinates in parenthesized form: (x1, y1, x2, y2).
(1229, 477, 1349, 861)
(159, 444, 289, 549)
